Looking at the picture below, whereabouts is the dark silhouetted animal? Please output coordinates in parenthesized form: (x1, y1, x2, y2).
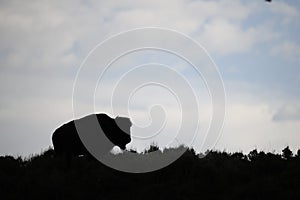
(52, 113, 132, 156)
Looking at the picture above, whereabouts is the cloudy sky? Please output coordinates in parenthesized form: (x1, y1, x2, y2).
(1, 0, 300, 156)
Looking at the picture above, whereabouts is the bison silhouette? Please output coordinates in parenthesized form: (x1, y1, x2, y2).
(52, 113, 132, 156)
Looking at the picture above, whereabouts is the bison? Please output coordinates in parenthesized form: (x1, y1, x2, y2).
(52, 113, 132, 156)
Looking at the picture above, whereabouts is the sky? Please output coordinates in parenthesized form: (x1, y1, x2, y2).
(1, 0, 300, 156)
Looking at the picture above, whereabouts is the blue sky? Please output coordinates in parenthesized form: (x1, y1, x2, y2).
(0, 0, 300, 156)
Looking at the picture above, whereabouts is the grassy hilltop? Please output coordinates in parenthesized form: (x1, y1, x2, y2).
(0, 146, 300, 200)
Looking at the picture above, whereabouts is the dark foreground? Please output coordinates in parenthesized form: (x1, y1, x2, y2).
(1, 146, 300, 200)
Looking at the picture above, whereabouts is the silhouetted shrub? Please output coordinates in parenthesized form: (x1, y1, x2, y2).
(296, 149, 300, 158)
(248, 149, 258, 161)
(282, 146, 293, 160)
(144, 143, 160, 153)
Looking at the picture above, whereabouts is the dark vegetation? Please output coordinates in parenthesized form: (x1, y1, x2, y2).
(1, 146, 300, 200)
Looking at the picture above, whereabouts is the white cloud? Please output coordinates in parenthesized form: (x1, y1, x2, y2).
(270, 1, 299, 25)
(187, 0, 257, 22)
(198, 18, 257, 55)
(273, 104, 300, 122)
(0, 0, 278, 72)
(271, 41, 300, 63)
